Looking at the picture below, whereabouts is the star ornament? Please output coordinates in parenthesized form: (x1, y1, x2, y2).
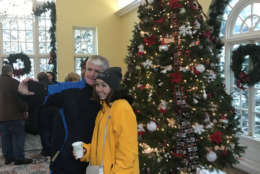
(192, 123, 205, 135)
(179, 25, 193, 37)
(142, 60, 153, 68)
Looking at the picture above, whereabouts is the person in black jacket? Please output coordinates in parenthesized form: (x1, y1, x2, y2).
(18, 55, 109, 174)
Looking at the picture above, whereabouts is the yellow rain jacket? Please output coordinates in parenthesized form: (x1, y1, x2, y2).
(81, 99, 139, 174)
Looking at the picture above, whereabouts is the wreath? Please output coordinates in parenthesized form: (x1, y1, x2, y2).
(231, 44, 260, 90)
(4, 53, 32, 77)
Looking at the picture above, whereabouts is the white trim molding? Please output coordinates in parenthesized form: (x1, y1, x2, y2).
(115, 0, 140, 16)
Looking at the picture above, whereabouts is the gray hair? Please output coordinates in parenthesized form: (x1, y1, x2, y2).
(2, 64, 13, 75)
(87, 55, 109, 71)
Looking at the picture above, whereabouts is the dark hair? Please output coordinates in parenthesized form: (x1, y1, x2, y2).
(37, 72, 49, 89)
(2, 64, 13, 75)
(47, 71, 57, 82)
(93, 88, 133, 107)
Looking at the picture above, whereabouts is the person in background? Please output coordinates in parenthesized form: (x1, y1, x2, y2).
(64, 72, 81, 82)
(24, 72, 49, 135)
(47, 71, 58, 84)
(0, 65, 32, 165)
(77, 67, 139, 174)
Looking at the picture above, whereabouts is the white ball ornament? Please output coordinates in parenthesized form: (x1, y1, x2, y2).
(193, 98, 199, 104)
(147, 121, 157, 132)
(206, 151, 217, 162)
(179, 8, 186, 14)
(196, 64, 205, 73)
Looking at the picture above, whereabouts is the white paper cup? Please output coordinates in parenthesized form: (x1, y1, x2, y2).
(72, 141, 84, 159)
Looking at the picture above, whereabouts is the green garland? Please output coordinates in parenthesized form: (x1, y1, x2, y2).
(207, 0, 231, 56)
(231, 44, 260, 89)
(4, 53, 31, 77)
(33, 2, 57, 73)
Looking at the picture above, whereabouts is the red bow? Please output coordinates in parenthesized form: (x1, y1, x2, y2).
(144, 35, 156, 46)
(236, 72, 249, 90)
(210, 131, 223, 144)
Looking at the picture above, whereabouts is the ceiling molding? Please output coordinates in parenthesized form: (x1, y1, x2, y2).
(115, 0, 140, 16)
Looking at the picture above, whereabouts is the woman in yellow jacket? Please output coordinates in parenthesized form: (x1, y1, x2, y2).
(78, 67, 139, 174)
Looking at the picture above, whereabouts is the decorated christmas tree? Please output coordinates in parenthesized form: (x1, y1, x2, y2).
(123, 0, 245, 173)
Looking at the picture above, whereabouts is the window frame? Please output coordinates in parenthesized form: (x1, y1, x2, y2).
(222, 0, 260, 173)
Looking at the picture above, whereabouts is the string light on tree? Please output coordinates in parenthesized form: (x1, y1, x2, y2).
(123, 0, 245, 173)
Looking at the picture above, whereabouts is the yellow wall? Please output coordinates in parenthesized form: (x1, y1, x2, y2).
(56, 0, 212, 80)
(56, 0, 123, 81)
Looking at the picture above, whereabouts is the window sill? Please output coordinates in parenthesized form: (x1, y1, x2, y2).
(115, 0, 140, 16)
(236, 135, 260, 174)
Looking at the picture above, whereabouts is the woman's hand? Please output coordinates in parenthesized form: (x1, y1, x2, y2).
(72, 148, 86, 160)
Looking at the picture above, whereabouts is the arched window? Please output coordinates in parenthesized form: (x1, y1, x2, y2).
(221, 1, 260, 172)
(221, 0, 260, 138)
(0, 0, 55, 79)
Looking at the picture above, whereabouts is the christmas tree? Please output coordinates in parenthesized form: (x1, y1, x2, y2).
(123, 0, 245, 173)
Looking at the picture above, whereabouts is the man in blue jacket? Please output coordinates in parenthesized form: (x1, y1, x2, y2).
(19, 55, 109, 174)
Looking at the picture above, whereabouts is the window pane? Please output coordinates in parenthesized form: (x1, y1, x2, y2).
(239, 110, 249, 135)
(223, 5, 232, 20)
(233, 17, 243, 34)
(219, 47, 225, 78)
(26, 31, 33, 41)
(10, 21, 18, 30)
(220, 22, 226, 37)
(255, 21, 260, 31)
(255, 113, 260, 137)
(11, 31, 18, 41)
(19, 31, 26, 41)
(11, 42, 19, 53)
(255, 86, 260, 112)
(75, 58, 82, 76)
(40, 58, 54, 72)
(17, 19, 26, 30)
(19, 42, 26, 53)
(253, 3, 260, 15)
(25, 19, 33, 30)
(74, 28, 96, 55)
(25, 43, 33, 54)
(240, 5, 251, 20)
(2, 20, 10, 30)
(3, 30, 11, 41)
(3, 41, 11, 53)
